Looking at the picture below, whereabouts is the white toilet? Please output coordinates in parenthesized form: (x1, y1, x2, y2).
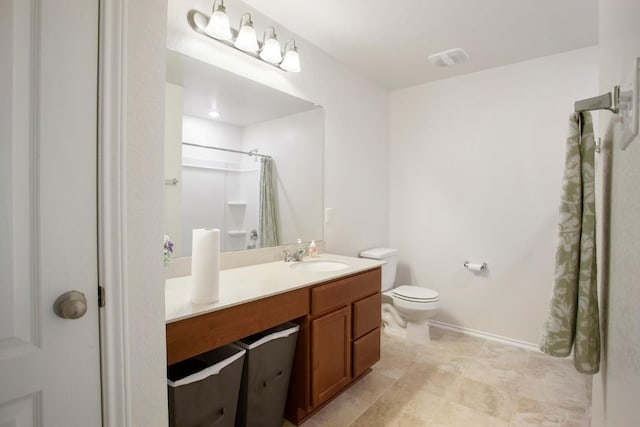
(360, 248, 440, 344)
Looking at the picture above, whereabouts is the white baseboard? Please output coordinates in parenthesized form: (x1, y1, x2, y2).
(429, 320, 541, 353)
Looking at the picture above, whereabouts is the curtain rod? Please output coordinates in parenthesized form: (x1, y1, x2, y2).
(182, 142, 272, 159)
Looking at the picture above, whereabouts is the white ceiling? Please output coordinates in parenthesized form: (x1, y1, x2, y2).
(166, 50, 318, 126)
(242, 0, 598, 89)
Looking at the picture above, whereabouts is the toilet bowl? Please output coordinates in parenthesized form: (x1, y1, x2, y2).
(360, 248, 440, 344)
(382, 286, 440, 344)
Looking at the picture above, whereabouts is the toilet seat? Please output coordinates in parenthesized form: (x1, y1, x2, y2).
(392, 297, 440, 312)
(384, 286, 440, 312)
(391, 285, 439, 303)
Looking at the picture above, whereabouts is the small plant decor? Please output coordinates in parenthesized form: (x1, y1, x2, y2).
(163, 235, 174, 267)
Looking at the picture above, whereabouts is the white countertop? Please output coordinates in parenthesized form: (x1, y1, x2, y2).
(165, 253, 384, 323)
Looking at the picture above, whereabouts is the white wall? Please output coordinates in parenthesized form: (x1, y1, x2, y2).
(591, 0, 640, 425)
(166, 0, 390, 256)
(124, 1, 168, 425)
(164, 83, 184, 254)
(243, 109, 324, 245)
(180, 167, 228, 251)
(180, 116, 245, 253)
(390, 47, 598, 344)
(182, 115, 244, 162)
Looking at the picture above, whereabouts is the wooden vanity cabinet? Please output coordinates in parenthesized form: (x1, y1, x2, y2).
(306, 268, 381, 418)
(166, 266, 382, 426)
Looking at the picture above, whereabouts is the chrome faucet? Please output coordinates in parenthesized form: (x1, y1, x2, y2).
(292, 248, 306, 261)
(283, 248, 306, 262)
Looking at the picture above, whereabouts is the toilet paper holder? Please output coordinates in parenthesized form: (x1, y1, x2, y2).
(463, 260, 487, 272)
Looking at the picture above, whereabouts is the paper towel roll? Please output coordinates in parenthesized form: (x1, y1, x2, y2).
(464, 261, 487, 273)
(191, 228, 220, 304)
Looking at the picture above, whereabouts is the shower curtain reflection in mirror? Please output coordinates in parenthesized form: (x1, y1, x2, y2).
(259, 157, 279, 247)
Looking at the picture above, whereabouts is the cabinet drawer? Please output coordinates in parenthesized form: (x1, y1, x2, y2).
(353, 327, 380, 378)
(353, 293, 381, 339)
(311, 268, 380, 315)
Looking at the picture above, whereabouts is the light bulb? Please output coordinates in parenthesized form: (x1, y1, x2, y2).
(234, 19, 259, 52)
(280, 45, 301, 72)
(260, 37, 283, 64)
(205, 5, 232, 41)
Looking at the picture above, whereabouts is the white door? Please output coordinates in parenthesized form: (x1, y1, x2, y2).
(0, 0, 102, 425)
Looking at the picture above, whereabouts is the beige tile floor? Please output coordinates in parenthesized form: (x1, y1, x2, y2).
(288, 328, 592, 427)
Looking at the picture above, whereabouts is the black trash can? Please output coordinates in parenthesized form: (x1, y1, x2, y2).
(168, 344, 246, 427)
(235, 322, 300, 427)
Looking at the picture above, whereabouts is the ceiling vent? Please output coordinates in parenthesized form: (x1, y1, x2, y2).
(428, 48, 469, 67)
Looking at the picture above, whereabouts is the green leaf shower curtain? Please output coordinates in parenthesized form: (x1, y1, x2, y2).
(540, 112, 600, 374)
(259, 157, 279, 247)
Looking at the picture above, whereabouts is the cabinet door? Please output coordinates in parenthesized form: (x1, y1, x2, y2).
(311, 306, 351, 407)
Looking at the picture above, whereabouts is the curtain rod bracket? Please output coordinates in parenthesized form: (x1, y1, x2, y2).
(574, 86, 620, 113)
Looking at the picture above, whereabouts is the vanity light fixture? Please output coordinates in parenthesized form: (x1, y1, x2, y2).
(189, 4, 302, 72)
(208, 110, 220, 118)
(234, 13, 260, 52)
(259, 27, 283, 64)
(204, 0, 232, 41)
(280, 40, 301, 73)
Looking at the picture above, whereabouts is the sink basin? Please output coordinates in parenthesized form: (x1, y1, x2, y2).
(288, 260, 350, 273)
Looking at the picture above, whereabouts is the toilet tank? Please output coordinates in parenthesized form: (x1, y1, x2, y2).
(359, 248, 399, 292)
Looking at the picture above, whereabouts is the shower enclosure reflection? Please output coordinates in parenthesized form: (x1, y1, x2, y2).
(164, 50, 324, 256)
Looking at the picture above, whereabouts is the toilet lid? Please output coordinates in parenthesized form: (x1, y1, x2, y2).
(392, 285, 439, 302)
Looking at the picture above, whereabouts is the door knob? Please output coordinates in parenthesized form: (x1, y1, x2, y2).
(53, 290, 88, 319)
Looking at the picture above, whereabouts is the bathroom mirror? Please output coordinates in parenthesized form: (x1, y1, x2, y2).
(164, 50, 324, 256)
